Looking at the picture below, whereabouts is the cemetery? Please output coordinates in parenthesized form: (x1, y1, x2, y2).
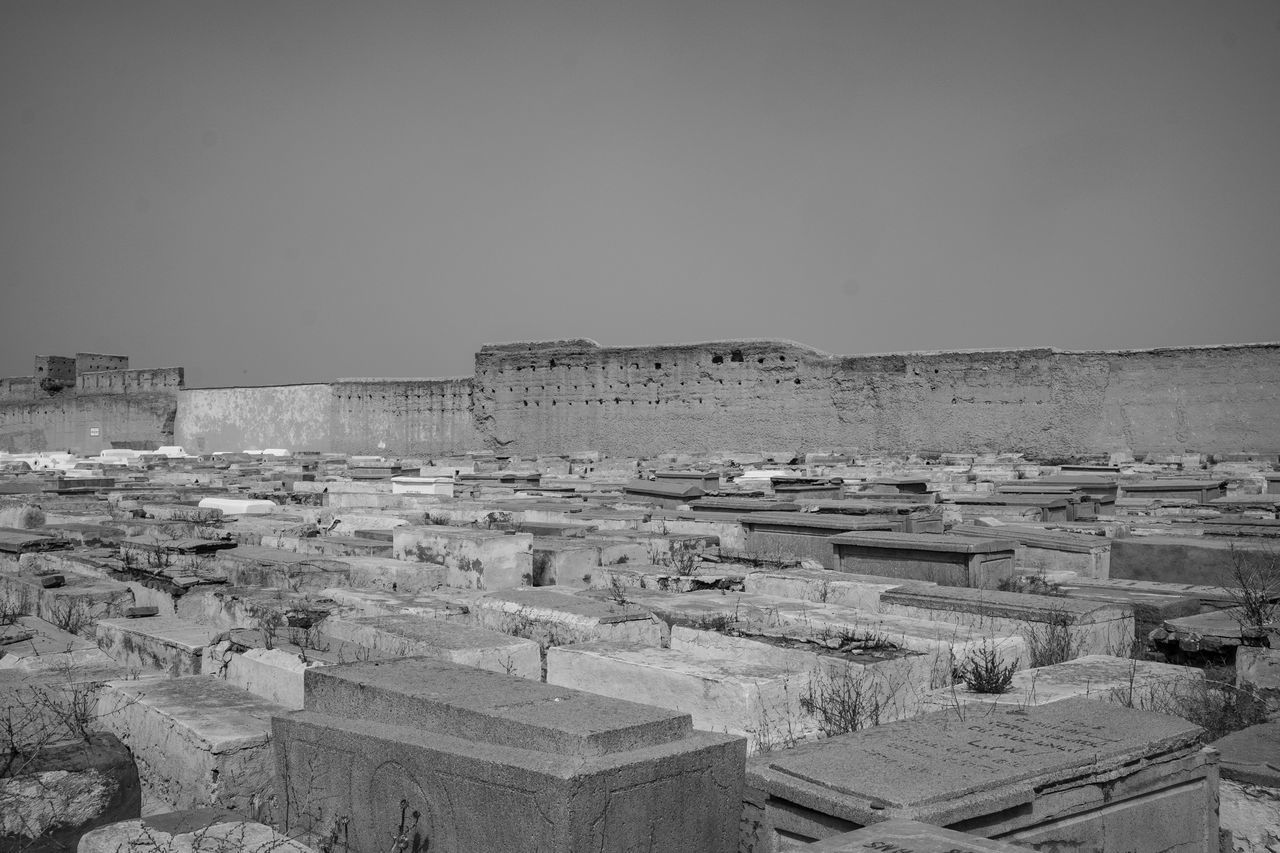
(1, 340, 1280, 853)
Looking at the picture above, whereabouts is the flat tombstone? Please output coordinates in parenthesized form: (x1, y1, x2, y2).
(803, 819, 1027, 852)
(273, 656, 744, 853)
(743, 698, 1217, 853)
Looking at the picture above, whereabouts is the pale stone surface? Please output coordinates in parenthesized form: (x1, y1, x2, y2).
(392, 525, 533, 589)
(321, 614, 542, 679)
(0, 615, 114, 672)
(916, 654, 1205, 714)
(95, 617, 223, 677)
(204, 642, 319, 710)
(1219, 778, 1280, 853)
(197, 497, 277, 515)
(1235, 645, 1280, 711)
(548, 639, 819, 754)
(96, 675, 286, 821)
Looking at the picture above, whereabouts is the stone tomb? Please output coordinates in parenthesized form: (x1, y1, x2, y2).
(273, 656, 744, 852)
(829, 532, 1016, 589)
(742, 698, 1218, 853)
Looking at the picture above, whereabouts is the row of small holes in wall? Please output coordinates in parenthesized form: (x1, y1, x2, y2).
(497, 375, 803, 394)
(498, 352, 788, 372)
(521, 398, 717, 406)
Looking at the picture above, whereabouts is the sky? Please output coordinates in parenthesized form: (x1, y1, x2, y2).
(2, 0, 1278, 388)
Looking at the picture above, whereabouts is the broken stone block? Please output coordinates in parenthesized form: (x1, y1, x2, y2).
(1, 733, 140, 851)
(273, 657, 744, 852)
(1235, 645, 1280, 712)
(95, 676, 285, 822)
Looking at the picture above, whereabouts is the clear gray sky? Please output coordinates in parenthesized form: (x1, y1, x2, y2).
(3, 1, 1278, 387)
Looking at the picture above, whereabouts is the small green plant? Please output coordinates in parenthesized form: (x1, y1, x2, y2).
(959, 642, 1018, 694)
(426, 512, 451, 526)
(613, 554, 630, 565)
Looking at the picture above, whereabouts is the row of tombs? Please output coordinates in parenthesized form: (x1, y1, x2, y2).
(2, 445, 1279, 852)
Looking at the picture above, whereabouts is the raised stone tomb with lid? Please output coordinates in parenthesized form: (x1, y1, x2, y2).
(742, 697, 1218, 853)
(829, 532, 1016, 589)
(273, 656, 744, 852)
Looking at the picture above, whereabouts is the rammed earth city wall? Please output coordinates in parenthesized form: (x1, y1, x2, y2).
(173, 340, 1280, 457)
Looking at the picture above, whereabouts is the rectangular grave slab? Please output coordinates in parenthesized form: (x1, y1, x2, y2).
(742, 698, 1217, 853)
(916, 654, 1205, 716)
(1121, 479, 1228, 503)
(468, 587, 664, 651)
(877, 585, 1134, 660)
(830, 532, 1016, 589)
(273, 657, 744, 853)
(951, 524, 1112, 578)
(321, 614, 542, 679)
(532, 537, 602, 587)
(95, 617, 224, 676)
(392, 525, 533, 590)
(740, 512, 904, 569)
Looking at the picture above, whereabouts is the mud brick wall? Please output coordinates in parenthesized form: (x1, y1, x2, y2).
(172, 339, 1279, 457)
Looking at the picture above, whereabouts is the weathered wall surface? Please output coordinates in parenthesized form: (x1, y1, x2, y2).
(0, 393, 177, 454)
(330, 379, 478, 455)
(473, 339, 844, 454)
(475, 340, 1280, 457)
(175, 379, 480, 455)
(176, 385, 334, 453)
(164, 340, 1279, 458)
(1092, 346, 1280, 453)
